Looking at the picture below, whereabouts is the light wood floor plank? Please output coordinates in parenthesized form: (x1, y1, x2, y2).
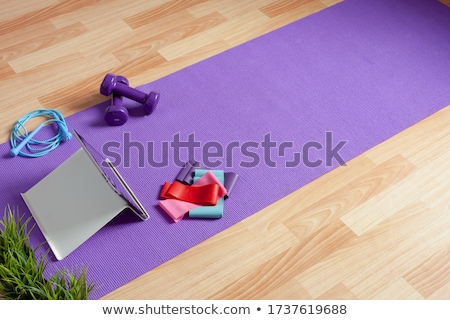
(365, 106, 450, 166)
(113, 12, 227, 64)
(49, 0, 165, 30)
(262, 279, 312, 300)
(370, 278, 424, 300)
(317, 283, 357, 300)
(320, 0, 343, 6)
(404, 245, 450, 299)
(297, 202, 439, 298)
(158, 10, 269, 61)
(0, 22, 88, 63)
(0, 0, 98, 36)
(426, 280, 450, 300)
(261, 0, 315, 18)
(124, 0, 208, 29)
(0, 20, 57, 50)
(0, 61, 15, 78)
(217, 0, 276, 20)
(341, 151, 449, 236)
(0, 0, 58, 23)
(286, 154, 417, 238)
(210, 219, 356, 299)
(344, 204, 449, 299)
(8, 20, 131, 73)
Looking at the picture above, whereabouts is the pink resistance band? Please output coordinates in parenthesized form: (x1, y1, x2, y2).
(158, 171, 227, 222)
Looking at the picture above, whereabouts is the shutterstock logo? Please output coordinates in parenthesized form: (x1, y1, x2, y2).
(102, 132, 348, 168)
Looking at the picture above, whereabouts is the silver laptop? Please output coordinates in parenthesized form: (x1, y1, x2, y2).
(21, 130, 149, 260)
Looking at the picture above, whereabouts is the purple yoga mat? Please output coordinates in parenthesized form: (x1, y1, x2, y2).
(1, 0, 449, 299)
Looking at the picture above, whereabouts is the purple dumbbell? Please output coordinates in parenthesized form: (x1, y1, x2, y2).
(100, 73, 160, 115)
(104, 76, 129, 126)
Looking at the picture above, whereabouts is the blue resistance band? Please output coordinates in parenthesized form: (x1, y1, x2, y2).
(10, 109, 72, 158)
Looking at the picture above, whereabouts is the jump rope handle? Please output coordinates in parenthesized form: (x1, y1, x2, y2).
(10, 123, 44, 157)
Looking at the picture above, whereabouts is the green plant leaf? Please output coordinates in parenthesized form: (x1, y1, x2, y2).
(0, 205, 96, 300)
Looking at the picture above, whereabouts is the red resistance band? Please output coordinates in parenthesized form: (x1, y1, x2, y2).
(160, 181, 220, 206)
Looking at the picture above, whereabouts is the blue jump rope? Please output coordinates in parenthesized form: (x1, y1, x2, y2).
(10, 109, 72, 158)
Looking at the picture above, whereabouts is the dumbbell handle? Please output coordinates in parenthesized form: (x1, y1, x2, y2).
(111, 82, 147, 103)
(112, 93, 122, 105)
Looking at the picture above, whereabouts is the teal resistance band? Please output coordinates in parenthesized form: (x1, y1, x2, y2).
(10, 109, 72, 158)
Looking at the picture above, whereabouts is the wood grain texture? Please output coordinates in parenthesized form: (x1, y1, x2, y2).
(0, 0, 448, 300)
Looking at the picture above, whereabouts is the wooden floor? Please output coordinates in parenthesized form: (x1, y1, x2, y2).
(1, 0, 449, 300)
